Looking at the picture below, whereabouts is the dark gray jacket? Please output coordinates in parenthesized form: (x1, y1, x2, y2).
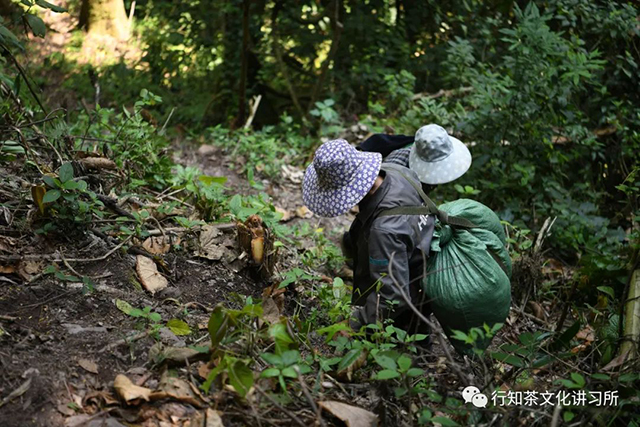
(347, 165, 435, 330)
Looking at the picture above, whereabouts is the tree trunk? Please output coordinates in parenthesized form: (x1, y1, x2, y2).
(236, 0, 250, 128)
(79, 0, 129, 41)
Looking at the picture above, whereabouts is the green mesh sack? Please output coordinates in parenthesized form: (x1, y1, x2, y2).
(424, 199, 512, 353)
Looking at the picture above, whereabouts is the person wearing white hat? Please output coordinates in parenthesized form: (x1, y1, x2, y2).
(361, 124, 472, 191)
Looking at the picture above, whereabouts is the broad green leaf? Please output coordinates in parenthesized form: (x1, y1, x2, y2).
(374, 353, 397, 371)
(59, 163, 74, 183)
(564, 411, 575, 422)
(269, 322, 295, 353)
(115, 299, 134, 316)
(260, 368, 281, 378)
(167, 319, 191, 335)
(590, 373, 610, 381)
(36, 0, 67, 12)
(202, 363, 224, 394)
(619, 373, 638, 383)
(149, 312, 162, 323)
(260, 352, 282, 366)
(0, 25, 23, 50)
(281, 350, 300, 367)
(397, 355, 412, 372)
(228, 360, 253, 398)
(63, 180, 79, 190)
(281, 367, 297, 378)
(406, 368, 424, 377)
(430, 417, 460, 426)
(208, 306, 230, 348)
(549, 321, 580, 351)
(42, 189, 61, 203)
(316, 322, 351, 342)
(597, 286, 615, 299)
(198, 175, 227, 186)
(491, 352, 525, 368)
(374, 369, 400, 380)
(25, 14, 46, 38)
(337, 348, 363, 373)
(570, 372, 585, 387)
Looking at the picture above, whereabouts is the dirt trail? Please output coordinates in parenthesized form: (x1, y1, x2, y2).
(0, 140, 352, 426)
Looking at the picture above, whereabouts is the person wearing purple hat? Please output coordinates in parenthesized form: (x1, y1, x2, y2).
(303, 139, 435, 334)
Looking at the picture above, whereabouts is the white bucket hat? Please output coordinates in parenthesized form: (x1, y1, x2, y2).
(408, 124, 472, 185)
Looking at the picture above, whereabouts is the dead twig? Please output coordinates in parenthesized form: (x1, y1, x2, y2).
(255, 386, 308, 427)
(0, 236, 132, 265)
(295, 367, 325, 427)
(99, 330, 151, 353)
(387, 252, 470, 386)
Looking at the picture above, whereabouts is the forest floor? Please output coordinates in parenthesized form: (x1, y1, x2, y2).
(0, 139, 379, 427)
(0, 132, 569, 427)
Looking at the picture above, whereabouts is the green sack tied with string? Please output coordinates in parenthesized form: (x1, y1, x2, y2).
(424, 199, 512, 353)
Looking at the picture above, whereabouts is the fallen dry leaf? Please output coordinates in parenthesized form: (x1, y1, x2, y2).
(83, 390, 119, 407)
(18, 260, 43, 281)
(274, 206, 292, 222)
(161, 346, 207, 365)
(602, 348, 631, 371)
(262, 297, 280, 324)
(198, 363, 212, 380)
(295, 206, 313, 219)
(319, 401, 378, 427)
(0, 265, 17, 274)
(281, 164, 304, 184)
(57, 403, 75, 416)
(0, 378, 31, 408)
(190, 408, 225, 427)
(0, 236, 17, 253)
(197, 226, 235, 261)
(78, 359, 99, 374)
(576, 326, 595, 342)
(79, 157, 117, 170)
(150, 372, 205, 408)
(205, 409, 224, 427)
(114, 374, 152, 404)
(336, 349, 368, 382)
(142, 235, 177, 255)
(136, 255, 168, 294)
(527, 301, 546, 321)
(197, 144, 218, 156)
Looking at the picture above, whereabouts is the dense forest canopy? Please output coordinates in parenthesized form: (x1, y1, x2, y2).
(0, 0, 639, 425)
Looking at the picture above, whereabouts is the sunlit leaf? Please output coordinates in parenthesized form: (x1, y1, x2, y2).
(167, 318, 191, 335)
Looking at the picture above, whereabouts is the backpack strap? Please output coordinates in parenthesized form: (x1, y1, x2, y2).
(380, 164, 477, 229)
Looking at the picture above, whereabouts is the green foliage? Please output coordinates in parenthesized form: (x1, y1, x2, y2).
(36, 162, 104, 234)
(69, 90, 172, 188)
(260, 350, 311, 392)
(42, 264, 95, 294)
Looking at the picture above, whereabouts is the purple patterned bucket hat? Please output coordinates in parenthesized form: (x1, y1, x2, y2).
(303, 139, 382, 217)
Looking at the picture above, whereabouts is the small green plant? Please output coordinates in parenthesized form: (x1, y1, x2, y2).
(0, 140, 25, 162)
(42, 264, 95, 294)
(36, 162, 104, 234)
(260, 350, 311, 392)
(115, 300, 163, 337)
(309, 99, 342, 137)
(373, 350, 424, 397)
(454, 184, 480, 196)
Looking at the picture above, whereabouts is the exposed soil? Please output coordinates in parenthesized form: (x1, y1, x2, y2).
(0, 140, 354, 427)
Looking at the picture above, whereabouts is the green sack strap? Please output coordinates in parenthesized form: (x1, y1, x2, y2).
(378, 206, 432, 217)
(380, 164, 477, 229)
(379, 207, 509, 276)
(487, 249, 509, 277)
